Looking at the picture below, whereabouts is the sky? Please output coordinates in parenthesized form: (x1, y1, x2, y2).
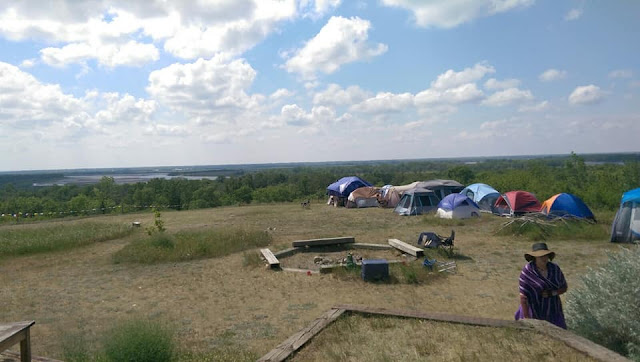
(0, 0, 639, 171)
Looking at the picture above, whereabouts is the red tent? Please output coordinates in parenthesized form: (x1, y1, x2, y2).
(494, 191, 541, 216)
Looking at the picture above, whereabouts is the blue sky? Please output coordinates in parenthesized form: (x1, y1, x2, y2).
(0, 0, 638, 171)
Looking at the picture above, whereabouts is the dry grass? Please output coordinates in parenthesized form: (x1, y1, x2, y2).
(0, 202, 628, 360)
(290, 314, 597, 361)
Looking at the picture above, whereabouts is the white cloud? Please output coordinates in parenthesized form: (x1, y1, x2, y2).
(0, 1, 298, 67)
(144, 124, 190, 137)
(380, 0, 534, 28)
(283, 16, 388, 80)
(482, 88, 533, 107)
(19, 58, 37, 68)
(484, 78, 520, 90)
(146, 55, 263, 119)
(568, 85, 605, 105)
(269, 88, 294, 100)
(564, 8, 583, 21)
(312, 84, 371, 106)
(41, 40, 159, 68)
(0, 61, 85, 126)
(300, 0, 342, 18)
(518, 100, 549, 112)
(350, 92, 413, 113)
(415, 83, 484, 106)
(277, 103, 337, 127)
(431, 62, 495, 90)
(539, 69, 567, 82)
(608, 69, 633, 79)
(93, 93, 156, 126)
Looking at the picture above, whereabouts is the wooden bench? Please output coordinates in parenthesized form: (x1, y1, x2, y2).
(388, 238, 424, 257)
(0, 321, 35, 362)
(292, 237, 355, 248)
(260, 248, 280, 268)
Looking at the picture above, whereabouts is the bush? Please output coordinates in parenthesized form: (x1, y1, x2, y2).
(565, 246, 640, 360)
(103, 318, 174, 362)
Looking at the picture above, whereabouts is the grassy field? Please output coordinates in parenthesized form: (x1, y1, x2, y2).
(0, 202, 627, 360)
(291, 314, 598, 361)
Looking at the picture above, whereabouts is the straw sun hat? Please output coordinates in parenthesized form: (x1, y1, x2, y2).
(525, 242, 556, 262)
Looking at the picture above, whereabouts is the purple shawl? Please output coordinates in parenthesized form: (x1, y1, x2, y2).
(514, 261, 567, 329)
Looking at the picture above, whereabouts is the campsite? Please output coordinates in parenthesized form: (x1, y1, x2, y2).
(1, 154, 639, 361)
(0, 181, 638, 361)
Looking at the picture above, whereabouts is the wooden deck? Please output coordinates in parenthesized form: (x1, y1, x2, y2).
(0, 350, 62, 362)
(258, 305, 631, 362)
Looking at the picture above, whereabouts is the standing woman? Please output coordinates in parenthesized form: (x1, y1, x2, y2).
(514, 243, 568, 329)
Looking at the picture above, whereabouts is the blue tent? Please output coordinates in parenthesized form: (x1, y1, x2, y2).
(436, 193, 480, 219)
(540, 193, 595, 220)
(611, 187, 640, 243)
(459, 183, 500, 212)
(326, 176, 372, 198)
(438, 193, 480, 211)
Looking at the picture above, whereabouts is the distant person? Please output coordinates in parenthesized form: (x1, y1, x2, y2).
(514, 242, 568, 329)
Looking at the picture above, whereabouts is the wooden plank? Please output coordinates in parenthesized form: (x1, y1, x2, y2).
(0, 350, 63, 362)
(260, 248, 280, 268)
(281, 267, 318, 274)
(272, 247, 298, 258)
(0, 321, 34, 355)
(258, 308, 346, 362)
(351, 243, 392, 250)
(0, 321, 35, 362)
(292, 237, 355, 248)
(334, 304, 522, 329)
(388, 238, 424, 257)
(521, 319, 631, 362)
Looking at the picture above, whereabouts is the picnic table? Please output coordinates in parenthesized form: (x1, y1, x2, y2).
(0, 321, 34, 362)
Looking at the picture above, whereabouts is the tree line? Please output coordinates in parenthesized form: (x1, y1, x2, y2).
(1, 153, 638, 220)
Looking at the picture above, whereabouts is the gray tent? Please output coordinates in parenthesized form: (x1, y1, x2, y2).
(611, 187, 640, 243)
(417, 179, 464, 201)
(394, 187, 440, 216)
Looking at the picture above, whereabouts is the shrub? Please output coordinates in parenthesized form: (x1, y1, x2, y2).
(149, 233, 175, 249)
(565, 246, 640, 360)
(102, 318, 174, 362)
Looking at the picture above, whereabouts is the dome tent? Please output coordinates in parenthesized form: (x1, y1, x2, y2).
(436, 193, 481, 219)
(394, 187, 440, 216)
(611, 187, 640, 243)
(540, 193, 595, 220)
(326, 176, 372, 198)
(494, 191, 541, 216)
(460, 183, 501, 212)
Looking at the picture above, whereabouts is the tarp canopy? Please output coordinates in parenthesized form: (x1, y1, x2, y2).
(346, 186, 380, 208)
(494, 191, 541, 216)
(540, 193, 595, 220)
(417, 179, 464, 200)
(460, 183, 501, 212)
(394, 187, 440, 216)
(611, 187, 640, 243)
(436, 193, 481, 219)
(326, 176, 372, 198)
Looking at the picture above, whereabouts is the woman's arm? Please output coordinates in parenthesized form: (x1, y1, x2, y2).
(519, 294, 530, 318)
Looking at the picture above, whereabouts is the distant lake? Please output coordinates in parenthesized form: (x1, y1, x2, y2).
(33, 173, 217, 186)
